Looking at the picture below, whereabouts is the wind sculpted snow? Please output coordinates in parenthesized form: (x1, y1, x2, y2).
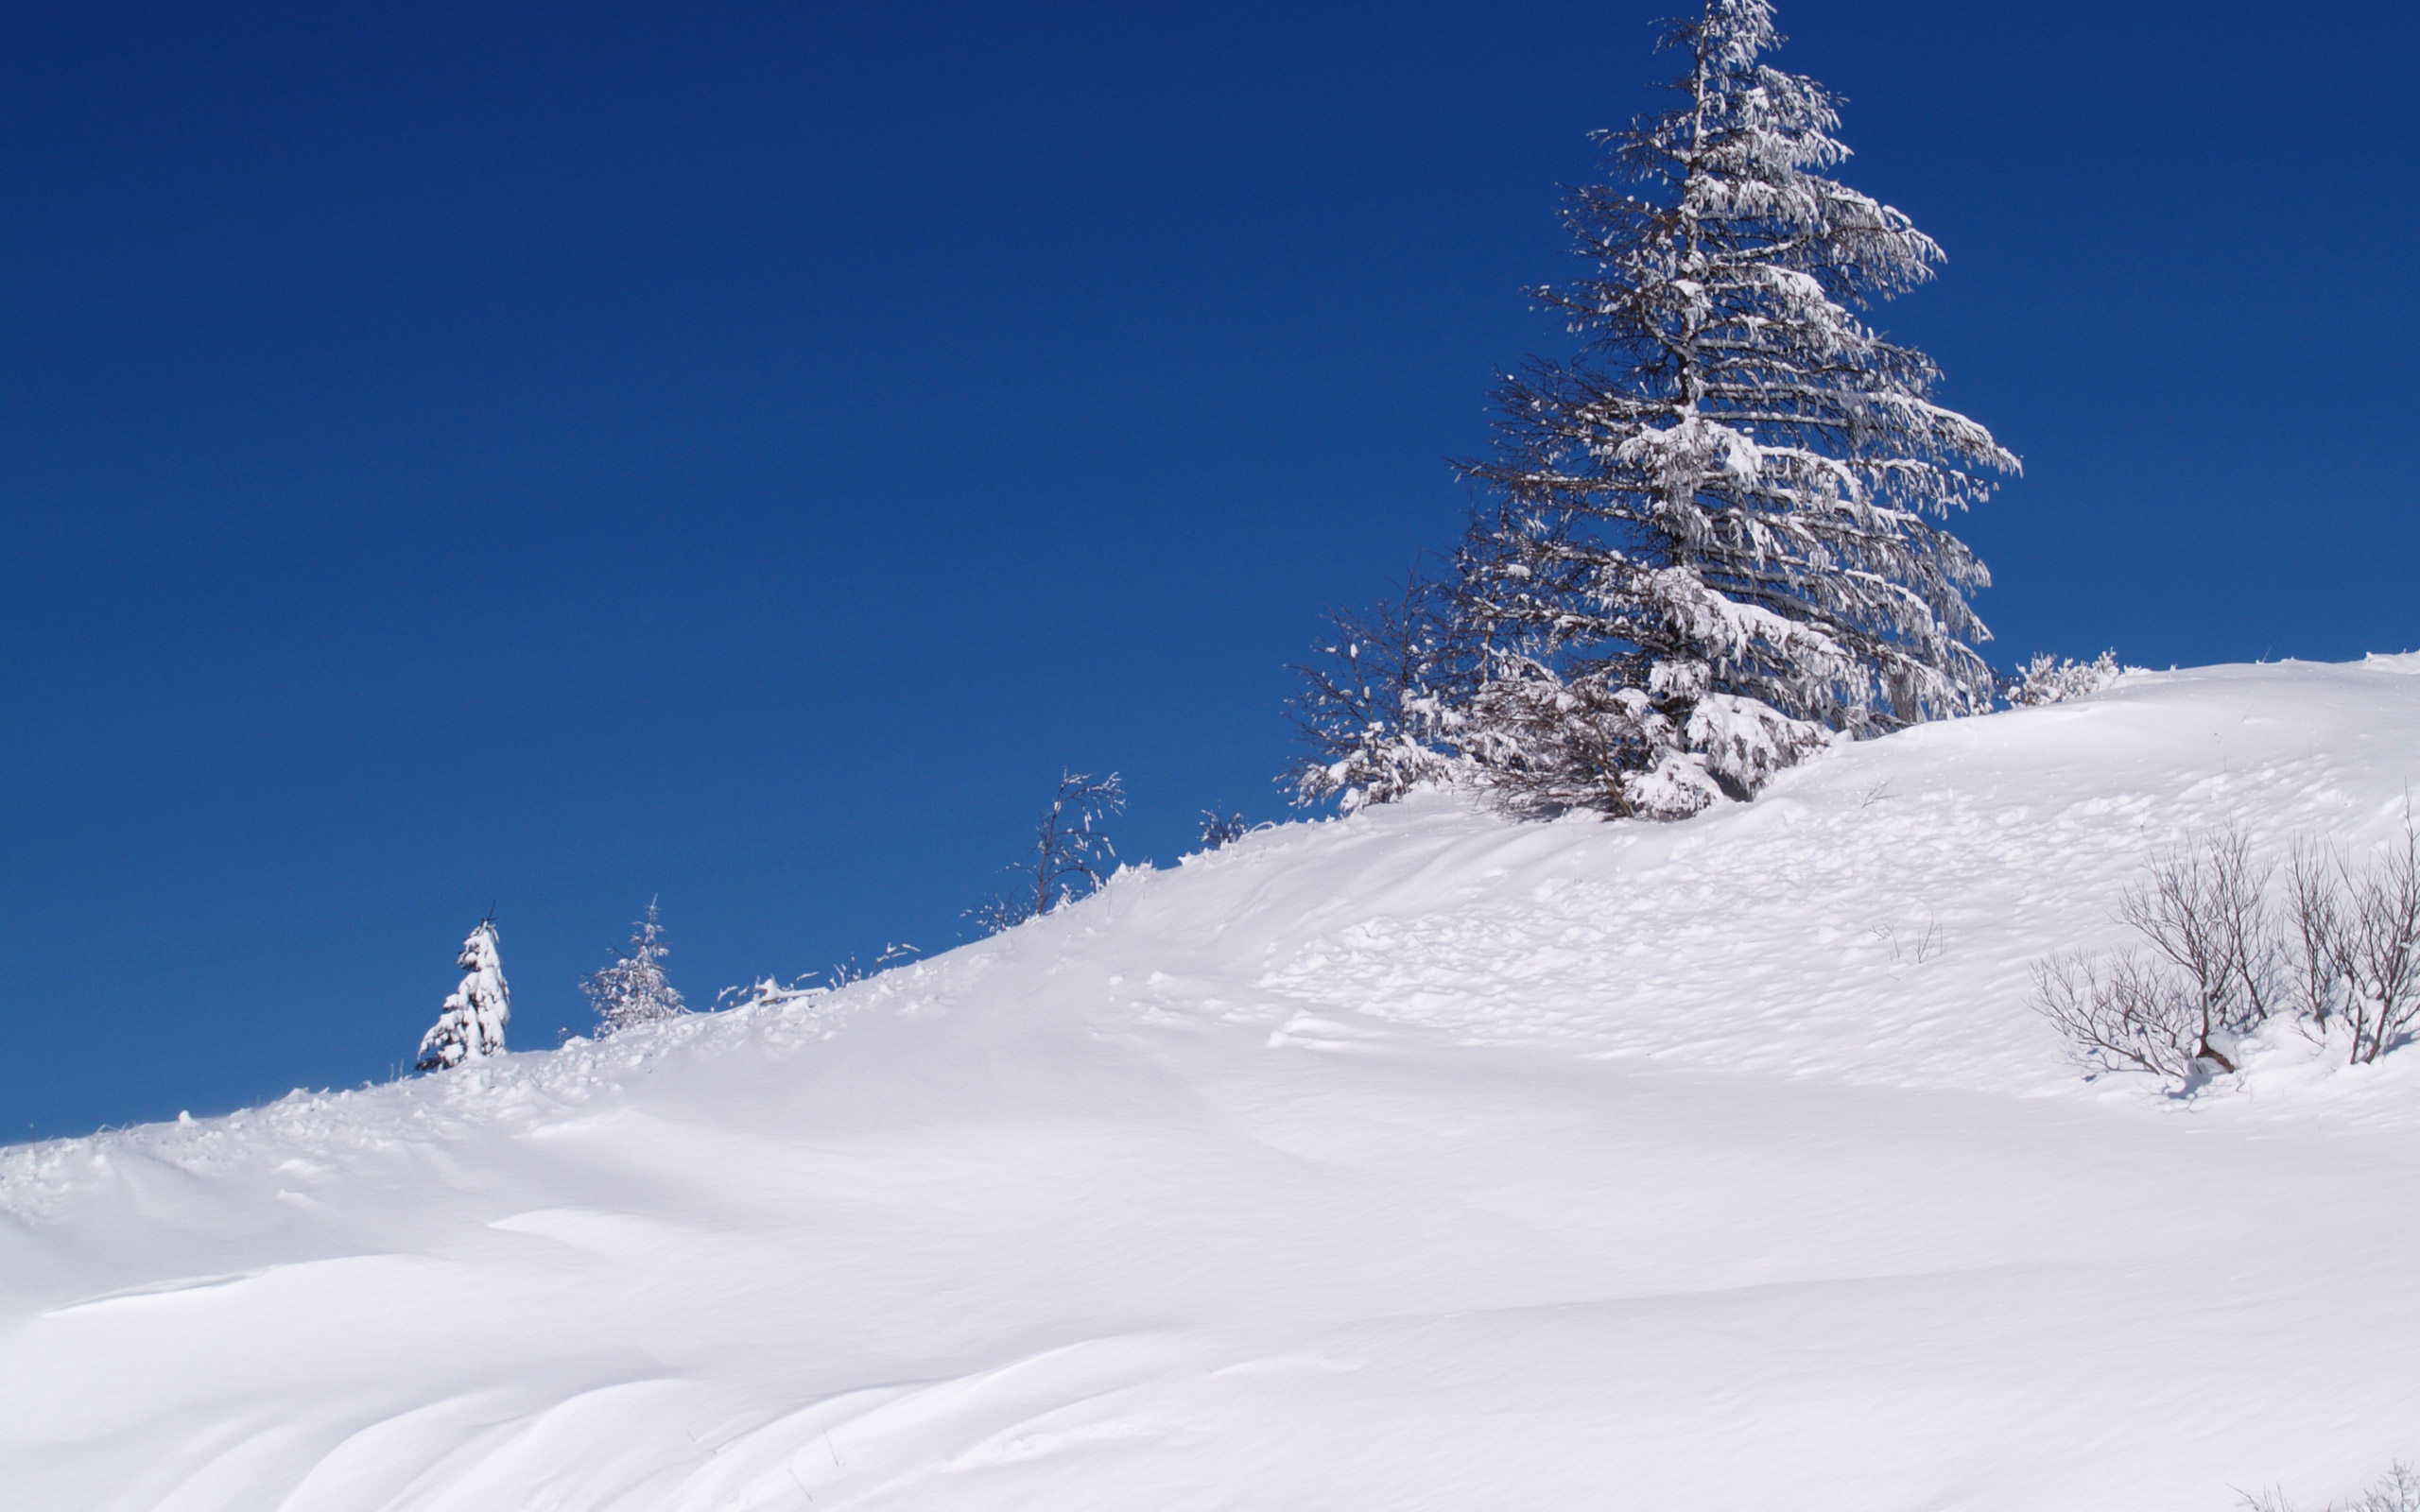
(6, 658, 2420, 1510)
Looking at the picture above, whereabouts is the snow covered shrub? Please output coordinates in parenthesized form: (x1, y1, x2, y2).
(415, 918, 510, 1072)
(1288, 570, 1475, 812)
(2286, 822, 2420, 1065)
(2005, 650, 2124, 707)
(969, 771, 1125, 933)
(2241, 1462, 2420, 1512)
(1439, 0, 2015, 820)
(1460, 659, 1721, 820)
(2031, 830, 2275, 1081)
(579, 898, 686, 1036)
(1197, 811, 1254, 849)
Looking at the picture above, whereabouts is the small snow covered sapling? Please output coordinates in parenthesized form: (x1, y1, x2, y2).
(579, 898, 687, 1037)
(415, 917, 511, 1072)
(968, 771, 1125, 934)
(1197, 811, 1253, 850)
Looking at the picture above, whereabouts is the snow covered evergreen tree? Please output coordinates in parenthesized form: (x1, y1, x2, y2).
(1452, 0, 2017, 818)
(415, 918, 510, 1072)
(579, 898, 687, 1036)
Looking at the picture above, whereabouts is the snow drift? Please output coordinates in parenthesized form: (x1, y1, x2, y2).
(7, 658, 2420, 1511)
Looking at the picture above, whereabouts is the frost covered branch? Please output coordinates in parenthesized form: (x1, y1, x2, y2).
(970, 771, 1126, 933)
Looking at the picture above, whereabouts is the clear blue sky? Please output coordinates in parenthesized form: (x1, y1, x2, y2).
(4, 0, 2413, 1141)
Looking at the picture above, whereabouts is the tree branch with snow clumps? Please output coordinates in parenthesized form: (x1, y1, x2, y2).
(969, 771, 1126, 934)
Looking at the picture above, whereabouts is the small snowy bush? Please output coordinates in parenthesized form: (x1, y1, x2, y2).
(716, 975, 821, 1012)
(579, 899, 687, 1036)
(2006, 650, 2125, 707)
(1197, 811, 1253, 850)
(823, 943, 920, 988)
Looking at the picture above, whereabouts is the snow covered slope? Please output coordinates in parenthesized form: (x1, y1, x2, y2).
(7, 658, 2420, 1512)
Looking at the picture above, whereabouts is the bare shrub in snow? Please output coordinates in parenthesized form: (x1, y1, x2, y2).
(2037, 819, 2420, 1079)
(579, 898, 686, 1036)
(415, 918, 510, 1072)
(2240, 1462, 2420, 1512)
(970, 771, 1126, 933)
(2032, 830, 2274, 1079)
(2286, 821, 2420, 1064)
(2005, 650, 2124, 707)
(2032, 952, 2226, 1082)
(2115, 828, 2276, 1070)
(1288, 569, 1475, 812)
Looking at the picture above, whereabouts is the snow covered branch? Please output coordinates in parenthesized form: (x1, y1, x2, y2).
(970, 771, 1127, 933)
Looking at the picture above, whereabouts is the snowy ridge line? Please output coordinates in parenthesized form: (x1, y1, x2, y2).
(6, 659, 2420, 1511)
(14, 653, 2420, 1201)
(0, 952, 958, 1223)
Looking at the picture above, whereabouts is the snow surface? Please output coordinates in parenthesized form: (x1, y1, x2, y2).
(7, 658, 2420, 1511)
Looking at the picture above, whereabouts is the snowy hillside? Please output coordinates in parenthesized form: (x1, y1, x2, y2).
(7, 658, 2420, 1511)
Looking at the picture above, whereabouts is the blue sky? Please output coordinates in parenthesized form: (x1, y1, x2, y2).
(3, 0, 2414, 1141)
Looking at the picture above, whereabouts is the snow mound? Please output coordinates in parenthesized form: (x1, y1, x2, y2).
(6, 659, 2420, 1511)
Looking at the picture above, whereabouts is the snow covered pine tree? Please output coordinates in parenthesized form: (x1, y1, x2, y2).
(415, 917, 510, 1071)
(1454, 0, 2017, 819)
(579, 898, 688, 1036)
